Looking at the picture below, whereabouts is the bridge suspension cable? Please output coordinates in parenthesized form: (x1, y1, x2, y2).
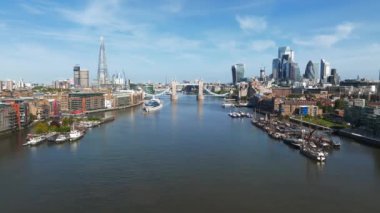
(203, 87, 229, 97)
(144, 87, 171, 97)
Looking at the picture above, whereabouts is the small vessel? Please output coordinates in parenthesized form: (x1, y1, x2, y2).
(55, 134, 68, 143)
(69, 130, 84, 142)
(222, 102, 235, 108)
(300, 146, 326, 162)
(283, 137, 304, 149)
(23, 136, 45, 146)
(143, 98, 163, 112)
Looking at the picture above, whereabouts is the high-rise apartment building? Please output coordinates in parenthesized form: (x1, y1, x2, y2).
(231, 64, 245, 85)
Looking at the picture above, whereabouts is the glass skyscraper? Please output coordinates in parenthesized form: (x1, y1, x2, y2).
(320, 59, 331, 83)
(231, 64, 245, 85)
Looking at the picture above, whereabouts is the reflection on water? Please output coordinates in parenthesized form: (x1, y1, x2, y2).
(70, 141, 79, 152)
(197, 99, 203, 120)
(171, 99, 177, 124)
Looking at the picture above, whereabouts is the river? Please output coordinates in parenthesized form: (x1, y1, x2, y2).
(0, 96, 379, 212)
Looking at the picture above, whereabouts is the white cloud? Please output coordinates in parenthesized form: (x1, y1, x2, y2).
(160, 0, 184, 13)
(57, 0, 141, 33)
(293, 22, 355, 47)
(251, 40, 275, 51)
(236, 15, 267, 32)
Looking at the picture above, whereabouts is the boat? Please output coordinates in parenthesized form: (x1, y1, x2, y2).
(283, 137, 304, 149)
(23, 136, 45, 146)
(55, 134, 68, 143)
(69, 130, 84, 142)
(143, 98, 163, 112)
(222, 102, 235, 108)
(299, 140, 326, 162)
(300, 146, 326, 162)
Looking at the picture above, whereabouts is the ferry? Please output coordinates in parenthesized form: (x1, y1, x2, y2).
(143, 98, 163, 112)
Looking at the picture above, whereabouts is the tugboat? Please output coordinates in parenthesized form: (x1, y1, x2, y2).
(143, 98, 163, 112)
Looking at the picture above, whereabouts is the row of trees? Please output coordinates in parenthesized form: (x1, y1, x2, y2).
(33, 116, 101, 134)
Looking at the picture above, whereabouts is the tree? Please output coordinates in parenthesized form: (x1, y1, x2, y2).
(334, 99, 345, 110)
(34, 122, 49, 134)
(62, 117, 74, 126)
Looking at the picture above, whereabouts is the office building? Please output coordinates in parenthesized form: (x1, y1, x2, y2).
(272, 46, 299, 82)
(232, 64, 245, 85)
(73, 65, 90, 88)
(320, 59, 331, 83)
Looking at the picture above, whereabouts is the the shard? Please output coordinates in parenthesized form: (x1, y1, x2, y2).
(98, 36, 108, 86)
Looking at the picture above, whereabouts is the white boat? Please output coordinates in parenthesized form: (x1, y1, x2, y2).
(222, 102, 235, 108)
(143, 98, 163, 112)
(55, 134, 68, 143)
(24, 136, 45, 146)
(69, 130, 84, 142)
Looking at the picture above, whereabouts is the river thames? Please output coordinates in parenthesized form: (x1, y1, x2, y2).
(0, 96, 379, 213)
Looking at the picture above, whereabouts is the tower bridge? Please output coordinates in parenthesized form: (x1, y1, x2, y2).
(144, 81, 229, 100)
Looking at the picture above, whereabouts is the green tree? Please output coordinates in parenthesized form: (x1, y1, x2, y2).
(334, 99, 345, 110)
(62, 117, 74, 126)
(34, 122, 49, 134)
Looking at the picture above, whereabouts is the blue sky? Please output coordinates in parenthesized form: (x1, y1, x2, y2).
(0, 0, 379, 83)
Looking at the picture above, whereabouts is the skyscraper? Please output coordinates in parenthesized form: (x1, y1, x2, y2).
(98, 36, 108, 86)
(320, 59, 331, 83)
(304, 60, 315, 80)
(272, 46, 299, 82)
(231, 64, 245, 85)
(74, 65, 89, 88)
(327, 68, 340, 85)
(272, 58, 280, 80)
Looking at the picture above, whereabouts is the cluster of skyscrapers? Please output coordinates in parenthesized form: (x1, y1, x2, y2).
(272, 46, 340, 86)
(272, 46, 301, 83)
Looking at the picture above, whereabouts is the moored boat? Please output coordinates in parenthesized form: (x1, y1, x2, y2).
(69, 130, 84, 142)
(23, 136, 46, 146)
(283, 137, 304, 149)
(55, 134, 69, 143)
(300, 147, 326, 162)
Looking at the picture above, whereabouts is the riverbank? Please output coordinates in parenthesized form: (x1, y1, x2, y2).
(0, 102, 143, 137)
(336, 129, 380, 148)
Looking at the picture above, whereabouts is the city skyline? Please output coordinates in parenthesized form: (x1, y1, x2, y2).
(0, 0, 379, 83)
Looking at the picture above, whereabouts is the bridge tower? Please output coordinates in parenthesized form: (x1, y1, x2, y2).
(171, 81, 178, 100)
(197, 81, 204, 100)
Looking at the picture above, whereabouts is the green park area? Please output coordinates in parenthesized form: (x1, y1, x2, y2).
(295, 115, 348, 129)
